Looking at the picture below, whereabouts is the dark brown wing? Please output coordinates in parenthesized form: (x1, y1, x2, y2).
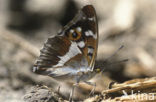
(59, 5, 98, 70)
(82, 5, 98, 70)
(33, 5, 98, 75)
(33, 36, 71, 74)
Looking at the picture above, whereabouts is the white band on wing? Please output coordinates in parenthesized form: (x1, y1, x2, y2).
(53, 42, 81, 67)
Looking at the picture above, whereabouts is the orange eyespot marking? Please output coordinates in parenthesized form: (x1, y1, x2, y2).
(68, 27, 82, 41)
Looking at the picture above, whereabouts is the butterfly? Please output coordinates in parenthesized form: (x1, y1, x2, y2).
(33, 4, 99, 101)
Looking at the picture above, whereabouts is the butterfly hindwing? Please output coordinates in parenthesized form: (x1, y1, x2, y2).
(62, 5, 98, 70)
(33, 5, 98, 76)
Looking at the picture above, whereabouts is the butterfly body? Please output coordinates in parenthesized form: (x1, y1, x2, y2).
(33, 5, 98, 96)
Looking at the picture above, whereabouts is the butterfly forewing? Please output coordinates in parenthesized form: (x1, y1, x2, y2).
(81, 5, 98, 70)
(33, 5, 98, 76)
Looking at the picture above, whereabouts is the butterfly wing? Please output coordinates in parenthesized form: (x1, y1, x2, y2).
(33, 5, 98, 77)
(81, 5, 98, 70)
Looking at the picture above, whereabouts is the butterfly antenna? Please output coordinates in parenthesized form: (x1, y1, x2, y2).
(104, 45, 124, 62)
(100, 59, 128, 74)
(100, 45, 127, 73)
(107, 59, 128, 66)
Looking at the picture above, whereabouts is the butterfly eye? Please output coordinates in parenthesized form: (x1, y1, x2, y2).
(68, 27, 82, 40)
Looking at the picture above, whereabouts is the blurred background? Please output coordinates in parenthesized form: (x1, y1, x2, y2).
(0, 0, 156, 101)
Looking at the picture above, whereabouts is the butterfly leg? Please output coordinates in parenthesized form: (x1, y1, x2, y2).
(57, 86, 61, 94)
(109, 81, 115, 89)
(84, 81, 96, 96)
(69, 83, 79, 102)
